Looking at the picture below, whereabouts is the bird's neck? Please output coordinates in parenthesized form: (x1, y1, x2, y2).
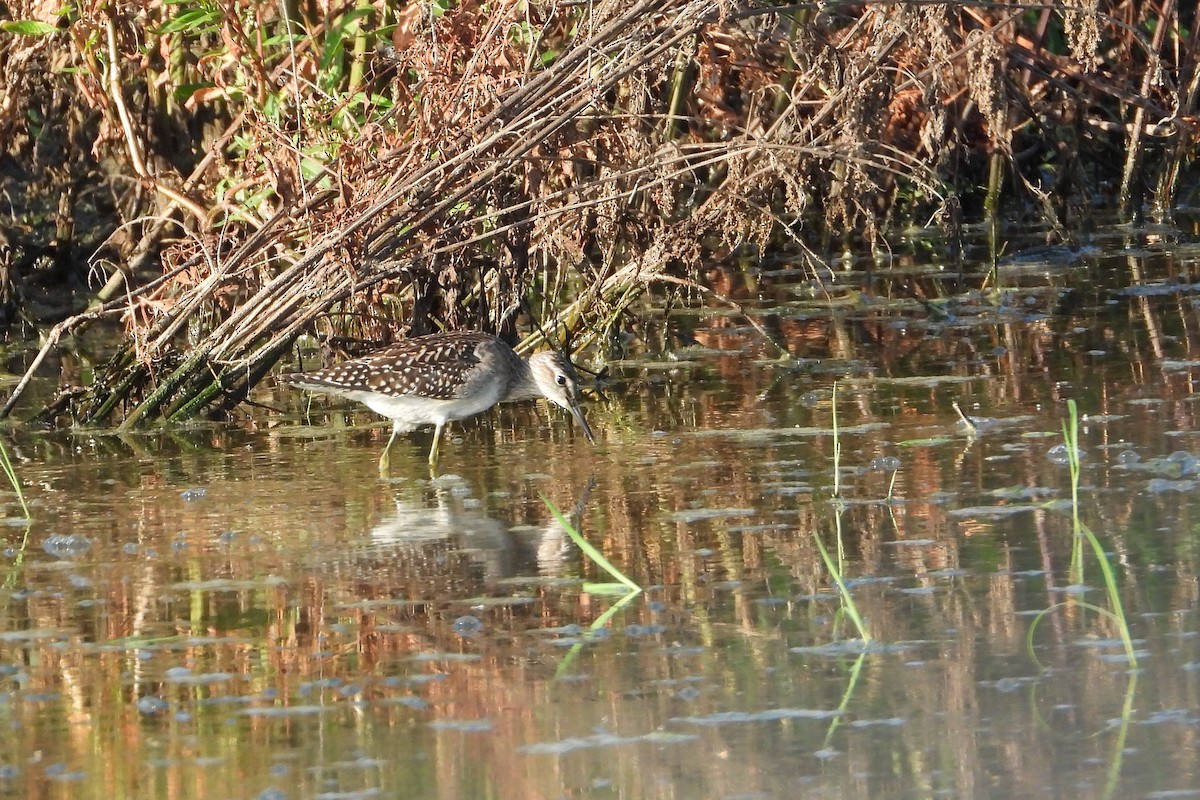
(501, 358, 540, 402)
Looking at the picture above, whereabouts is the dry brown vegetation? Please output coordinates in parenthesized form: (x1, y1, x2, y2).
(0, 0, 1194, 425)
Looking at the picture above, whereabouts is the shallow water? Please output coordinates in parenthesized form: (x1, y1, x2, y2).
(3, 233, 1200, 798)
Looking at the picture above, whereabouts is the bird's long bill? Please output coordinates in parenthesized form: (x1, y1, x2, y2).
(566, 397, 596, 444)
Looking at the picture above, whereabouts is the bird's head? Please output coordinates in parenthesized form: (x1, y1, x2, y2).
(528, 352, 596, 444)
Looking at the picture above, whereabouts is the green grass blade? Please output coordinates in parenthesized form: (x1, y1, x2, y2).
(541, 494, 640, 592)
(0, 437, 29, 518)
(832, 382, 841, 498)
(1058, 400, 1136, 667)
(813, 515, 871, 643)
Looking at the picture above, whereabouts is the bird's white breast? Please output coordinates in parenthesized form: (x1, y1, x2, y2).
(350, 383, 507, 430)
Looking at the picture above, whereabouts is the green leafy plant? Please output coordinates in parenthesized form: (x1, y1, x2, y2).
(1, 20, 59, 35)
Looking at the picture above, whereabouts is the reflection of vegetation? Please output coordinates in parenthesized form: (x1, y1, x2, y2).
(553, 589, 642, 679)
(820, 652, 866, 750)
(1103, 673, 1139, 800)
(1, 524, 30, 591)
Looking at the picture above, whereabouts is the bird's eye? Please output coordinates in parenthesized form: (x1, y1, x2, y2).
(556, 375, 568, 386)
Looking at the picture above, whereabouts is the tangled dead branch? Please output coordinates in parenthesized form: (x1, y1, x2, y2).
(2, 0, 1177, 426)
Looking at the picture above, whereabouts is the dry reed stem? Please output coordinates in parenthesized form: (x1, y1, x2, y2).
(4, 0, 1167, 425)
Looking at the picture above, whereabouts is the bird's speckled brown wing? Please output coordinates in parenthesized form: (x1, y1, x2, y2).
(284, 332, 501, 400)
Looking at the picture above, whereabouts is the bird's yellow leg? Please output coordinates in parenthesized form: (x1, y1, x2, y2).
(379, 426, 400, 475)
(427, 421, 445, 469)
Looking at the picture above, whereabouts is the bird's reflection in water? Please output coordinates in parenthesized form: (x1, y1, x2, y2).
(367, 475, 594, 586)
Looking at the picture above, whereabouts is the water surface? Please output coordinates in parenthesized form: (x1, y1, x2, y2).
(2, 232, 1200, 798)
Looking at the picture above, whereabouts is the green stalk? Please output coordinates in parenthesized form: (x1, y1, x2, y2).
(347, 1, 373, 98)
(0, 437, 29, 518)
(984, 152, 1004, 223)
(664, 35, 696, 140)
(1061, 399, 1136, 667)
(819, 390, 869, 642)
(1064, 400, 1084, 584)
(831, 382, 841, 498)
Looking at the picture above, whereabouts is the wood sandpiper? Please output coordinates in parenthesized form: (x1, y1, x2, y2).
(283, 331, 595, 469)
